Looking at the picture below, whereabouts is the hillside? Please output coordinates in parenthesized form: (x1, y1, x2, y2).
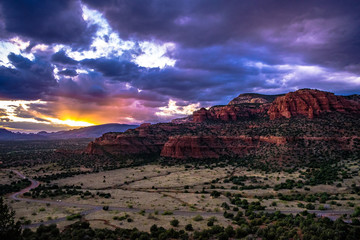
(86, 89, 360, 164)
(0, 129, 45, 140)
(39, 124, 139, 139)
(0, 124, 138, 141)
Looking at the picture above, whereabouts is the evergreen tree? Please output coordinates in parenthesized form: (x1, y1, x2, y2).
(0, 197, 22, 240)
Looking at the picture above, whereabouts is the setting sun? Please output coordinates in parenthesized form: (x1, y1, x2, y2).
(45, 117, 94, 127)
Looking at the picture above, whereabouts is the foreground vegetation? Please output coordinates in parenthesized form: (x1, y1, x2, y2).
(2, 196, 360, 240)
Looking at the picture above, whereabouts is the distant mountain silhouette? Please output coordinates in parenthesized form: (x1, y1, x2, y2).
(0, 128, 44, 140)
(0, 124, 138, 141)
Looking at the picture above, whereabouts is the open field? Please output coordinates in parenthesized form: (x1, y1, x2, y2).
(84, 209, 233, 232)
(3, 158, 359, 233)
(5, 199, 85, 226)
(52, 165, 186, 189)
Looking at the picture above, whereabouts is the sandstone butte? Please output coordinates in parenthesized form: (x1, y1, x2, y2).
(268, 89, 360, 120)
(85, 89, 360, 160)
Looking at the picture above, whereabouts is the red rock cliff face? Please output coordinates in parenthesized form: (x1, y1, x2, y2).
(85, 89, 360, 160)
(85, 133, 167, 155)
(86, 123, 359, 159)
(85, 123, 198, 155)
(85, 124, 171, 155)
(192, 105, 269, 123)
(268, 89, 360, 120)
(160, 135, 359, 159)
(160, 135, 288, 159)
(173, 93, 279, 123)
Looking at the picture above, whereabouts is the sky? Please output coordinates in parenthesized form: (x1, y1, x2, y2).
(0, 0, 360, 133)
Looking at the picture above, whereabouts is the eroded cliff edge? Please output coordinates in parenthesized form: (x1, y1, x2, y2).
(85, 89, 360, 161)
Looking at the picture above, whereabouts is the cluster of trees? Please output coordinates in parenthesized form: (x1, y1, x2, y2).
(0, 139, 90, 168)
(25, 184, 112, 200)
(239, 184, 270, 190)
(225, 175, 248, 185)
(301, 165, 342, 185)
(27, 184, 83, 198)
(277, 192, 333, 203)
(228, 194, 266, 211)
(34, 171, 90, 183)
(20, 213, 360, 240)
(274, 179, 304, 191)
(23, 221, 191, 240)
(0, 179, 31, 196)
(2, 196, 360, 240)
(0, 138, 159, 171)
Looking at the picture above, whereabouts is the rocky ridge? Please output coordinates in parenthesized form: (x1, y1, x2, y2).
(228, 93, 283, 105)
(268, 89, 360, 120)
(85, 89, 360, 160)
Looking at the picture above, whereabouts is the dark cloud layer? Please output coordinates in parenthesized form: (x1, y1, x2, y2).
(51, 51, 79, 65)
(83, 0, 360, 71)
(79, 1, 360, 98)
(0, 0, 360, 131)
(0, 0, 96, 48)
(58, 69, 78, 77)
(0, 53, 57, 100)
(81, 58, 142, 80)
(13, 105, 34, 119)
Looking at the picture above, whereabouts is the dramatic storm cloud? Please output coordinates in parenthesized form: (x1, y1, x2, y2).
(0, 0, 359, 132)
(0, 0, 96, 47)
(0, 53, 57, 100)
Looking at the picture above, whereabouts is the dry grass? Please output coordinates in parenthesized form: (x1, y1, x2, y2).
(5, 199, 85, 227)
(0, 170, 22, 184)
(85, 209, 231, 232)
(53, 165, 184, 189)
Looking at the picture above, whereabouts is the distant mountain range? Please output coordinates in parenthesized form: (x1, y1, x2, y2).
(0, 124, 139, 141)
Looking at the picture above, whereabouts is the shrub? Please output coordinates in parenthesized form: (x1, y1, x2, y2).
(297, 203, 305, 208)
(193, 215, 204, 221)
(352, 207, 360, 217)
(185, 224, 193, 231)
(211, 191, 221, 198)
(170, 219, 179, 227)
(306, 203, 315, 210)
(162, 211, 173, 215)
(318, 205, 326, 210)
(66, 213, 81, 221)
